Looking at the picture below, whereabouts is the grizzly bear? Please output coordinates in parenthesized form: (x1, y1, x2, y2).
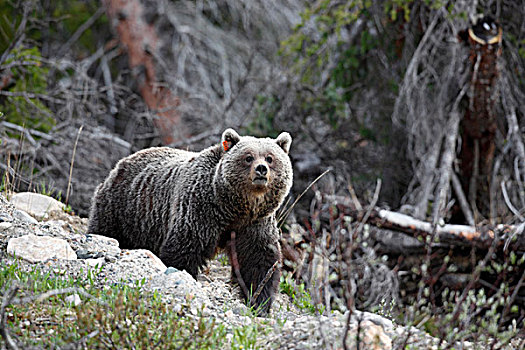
(87, 128, 293, 312)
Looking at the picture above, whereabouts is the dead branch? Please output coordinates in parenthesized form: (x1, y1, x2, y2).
(251, 261, 280, 304)
(0, 283, 20, 350)
(228, 231, 250, 300)
(58, 7, 105, 56)
(431, 112, 460, 224)
(10, 286, 107, 307)
(344, 207, 525, 251)
(0, 121, 53, 141)
(451, 172, 475, 226)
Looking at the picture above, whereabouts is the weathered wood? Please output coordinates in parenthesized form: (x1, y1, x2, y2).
(459, 16, 502, 221)
(343, 207, 525, 252)
(104, 0, 188, 144)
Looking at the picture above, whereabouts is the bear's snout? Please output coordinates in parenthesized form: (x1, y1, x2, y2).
(251, 161, 269, 186)
(255, 164, 268, 176)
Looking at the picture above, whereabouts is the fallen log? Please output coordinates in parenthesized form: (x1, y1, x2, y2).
(343, 207, 525, 252)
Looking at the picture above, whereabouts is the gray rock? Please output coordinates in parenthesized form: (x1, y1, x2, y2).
(65, 294, 82, 306)
(0, 222, 13, 230)
(165, 266, 179, 275)
(12, 210, 38, 224)
(84, 234, 121, 258)
(120, 249, 167, 272)
(85, 258, 106, 267)
(76, 249, 104, 259)
(9, 192, 65, 219)
(7, 234, 77, 263)
(147, 269, 210, 314)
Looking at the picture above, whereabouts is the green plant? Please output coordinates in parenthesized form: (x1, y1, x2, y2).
(62, 204, 73, 214)
(35, 181, 60, 198)
(231, 323, 259, 350)
(0, 259, 227, 349)
(280, 273, 325, 315)
(216, 252, 230, 266)
(2, 46, 55, 134)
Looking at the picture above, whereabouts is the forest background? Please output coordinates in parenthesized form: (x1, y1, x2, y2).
(1, 0, 525, 346)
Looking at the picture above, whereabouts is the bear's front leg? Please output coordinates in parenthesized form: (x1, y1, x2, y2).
(228, 217, 281, 314)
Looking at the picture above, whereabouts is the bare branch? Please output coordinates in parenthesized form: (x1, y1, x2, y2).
(0, 283, 20, 350)
(451, 172, 475, 226)
(58, 7, 105, 56)
(251, 261, 280, 303)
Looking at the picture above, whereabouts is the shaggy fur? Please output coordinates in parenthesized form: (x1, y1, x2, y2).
(88, 129, 293, 312)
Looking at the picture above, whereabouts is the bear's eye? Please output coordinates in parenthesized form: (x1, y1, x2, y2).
(265, 156, 273, 164)
(245, 155, 254, 163)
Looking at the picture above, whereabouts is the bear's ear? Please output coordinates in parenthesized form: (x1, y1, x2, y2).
(221, 128, 241, 152)
(275, 132, 292, 154)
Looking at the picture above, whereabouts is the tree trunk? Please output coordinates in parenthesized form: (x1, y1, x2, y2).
(459, 16, 502, 223)
(104, 0, 189, 144)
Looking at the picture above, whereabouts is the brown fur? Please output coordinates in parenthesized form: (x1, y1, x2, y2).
(88, 129, 293, 313)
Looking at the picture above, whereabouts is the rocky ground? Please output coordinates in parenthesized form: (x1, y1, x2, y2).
(0, 192, 516, 349)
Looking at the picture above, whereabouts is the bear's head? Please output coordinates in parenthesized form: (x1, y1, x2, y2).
(217, 128, 293, 215)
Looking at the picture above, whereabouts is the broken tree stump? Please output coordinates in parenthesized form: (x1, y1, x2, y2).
(458, 16, 502, 222)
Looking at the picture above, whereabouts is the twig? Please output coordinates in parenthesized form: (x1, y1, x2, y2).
(501, 180, 525, 221)
(0, 2, 30, 66)
(347, 179, 362, 211)
(0, 91, 64, 105)
(506, 108, 525, 181)
(58, 7, 105, 56)
(449, 234, 500, 324)
(451, 172, 475, 226)
(342, 307, 353, 350)
(1, 121, 54, 141)
(514, 156, 525, 210)
(101, 54, 118, 118)
(431, 111, 459, 225)
(499, 268, 525, 328)
(228, 231, 250, 300)
(2, 122, 35, 147)
(0, 283, 20, 350)
(278, 169, 331, 227)
(11, 286, 107, 307)
(70, 330, 100, 349)
(66, 125, 84, 206)
(343, 179, 381, 350)
(504, 223, 525, 253)
(251, 261, 279, 304)
(355, 178, 382, 236)
(469, 138, 480, 222)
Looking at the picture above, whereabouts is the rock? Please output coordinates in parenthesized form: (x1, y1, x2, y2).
(165, 266, 179, 275)
(65, 294, 82, 306)
(147, 269, 209, 312)
(346, 320, 392, 350)
(85, 258, 106, 267)
(0, 222, 13, 230)
(7, 234, 77, 263)
(9, 192, 65, 219)
(84, 234, 121, 258)
(120, 249, 167, 272)
(12, 210, 38, 224)
(76, 249, 104, 259)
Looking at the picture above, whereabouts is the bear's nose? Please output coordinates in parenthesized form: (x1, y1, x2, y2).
(255, 164, 268, 176)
